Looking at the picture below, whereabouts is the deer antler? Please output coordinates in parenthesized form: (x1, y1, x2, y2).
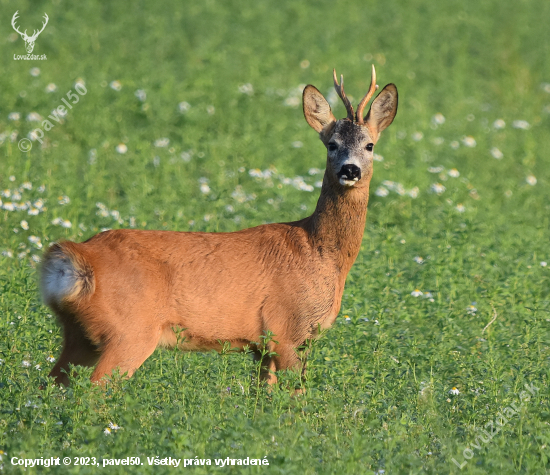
(333, 69, 355, 121)
(29, 13, 48, 40)
(356, 65, 379, 124)
(11, 11, 26, 37)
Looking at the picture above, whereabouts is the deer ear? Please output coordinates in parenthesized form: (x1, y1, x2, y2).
(364, 84, 398, 143)
(303, 85, 336, 133)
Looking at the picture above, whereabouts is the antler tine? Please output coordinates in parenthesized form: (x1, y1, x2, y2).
(11, 11, 23, 35)
(356, 64, 379, 124)
(333, 69, 355, 121)
(30, 13, 49, 39)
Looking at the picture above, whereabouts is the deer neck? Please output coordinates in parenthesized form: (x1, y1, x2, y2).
(305, 174, 370, 276)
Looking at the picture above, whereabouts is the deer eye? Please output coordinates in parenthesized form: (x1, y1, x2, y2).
(328, 143, 338, 153)
(366, 143, 374, 152)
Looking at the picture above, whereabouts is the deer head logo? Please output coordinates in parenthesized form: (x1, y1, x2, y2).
(11, 11, 49, 54)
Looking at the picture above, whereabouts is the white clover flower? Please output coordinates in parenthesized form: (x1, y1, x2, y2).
(30, 67, 40, 77)
(462, 136, 476, 147)
(490, 147, 503, 159)
(134, 89, 147, 102)
(512, 120, 530, 130)
(200, 183, 211, 194)
(431, 183, 446, 195)
(411, 289, 423, 297)
(20, 220, 29, 230)
(116, 143, 128, 154)
(45, 83, 57, 93)
(432, 113, 445, 125)
(178, 101, 190, 113)
(8, 112, 20, 121)
(413, 256, 424, 264)
(448, 168, 460, 178)
(449, 387, 460, 395)
(110, 80, 122, 91)
(22, 360, 31, 367)
(154, 138, 170, 148)
(526, 175, 537, 186)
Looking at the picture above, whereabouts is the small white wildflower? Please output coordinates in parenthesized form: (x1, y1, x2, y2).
(411, 289, 423, 297)
(108, 422, 121, 430)
(449, 387, 460, 395)
(432, 113, 445, 125)
(20, 220, 29, 230)
(22, 360, 31, 368)
(490, 147, 503, 159)
(104, 428, 112, 435)
(467, 304, 477, 315)
(154, 138, 170, 148)
(8, 112, 20, 121)
(51, 217, 63, 225)
(413, 256, 424, 264)
(428, 166, 444, 173)
(432, 137, 444, 145)
(374, 186, 390, 197)
(3, 202, 15, 211)
(493, 119, 506, 129)
(450, 140, 460, 149)
(448, 168, 460, 178)
(27, 112, 42, 122)
(411, 131, 423, 141)
(540, 261, 547, 267)
(2, 250, 13, 258)
(431, 183, 446, 195)
(315, 180, 323, 188)
(45, 83, 57, 93)
(61, 220, 72, 229)
(116, 143, 128, 154)
(200, 183, 211, 194)
(308, 167, 321, 175)
(238, 83, 254, 95)
(21, 182, 32, 190)
(284, 96, 300, 107)
(134, 89, 147, 102)
(542, 83, 550, 93)
(292, 141, 303, 148)
(456, 203, 465, 213)
(462, 136, 476, 147)
(373, 153, 384, 162)
(34, 364, 41, 370)
(408, 187, 419, 199)
(526, 175, 537, 186)
(512, 120, 530, 130)
(206, 105, 215, 115)
(423, 292, 435, 302)
(58, 195, 70, 205)
(178, 101, 191, 113)
(30, 67, 40, 77)
(110, 80, 122, 91)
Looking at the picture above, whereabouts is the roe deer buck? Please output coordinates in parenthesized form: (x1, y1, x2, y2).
(41, 66, 397, 387)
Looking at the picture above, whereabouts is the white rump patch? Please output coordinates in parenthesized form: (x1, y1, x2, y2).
(41, 257, 78, 304)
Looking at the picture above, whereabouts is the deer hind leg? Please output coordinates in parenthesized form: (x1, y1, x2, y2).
(49, 318, 100, 386)
(253, 342, 278, 386)
(90, 326, 161, 384)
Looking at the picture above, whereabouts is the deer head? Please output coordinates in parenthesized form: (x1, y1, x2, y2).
(11, 11, 49, 54)
(303, 66, 398, 189)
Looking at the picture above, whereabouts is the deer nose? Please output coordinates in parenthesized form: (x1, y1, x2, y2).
(337, 164, 361, 181)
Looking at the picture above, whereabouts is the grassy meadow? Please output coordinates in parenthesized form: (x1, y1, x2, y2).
(1, 0, 550, 473)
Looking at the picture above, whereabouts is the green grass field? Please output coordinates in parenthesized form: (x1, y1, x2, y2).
(1, 0, 550, 473)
